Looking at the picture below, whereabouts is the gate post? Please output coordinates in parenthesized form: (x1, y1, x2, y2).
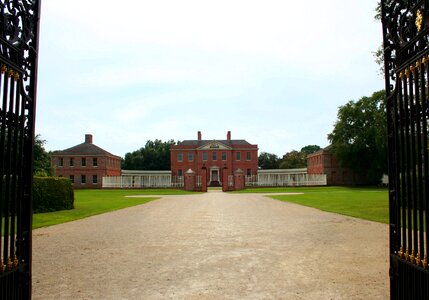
(222, 167, 229, 192)
(184, 169, 196, 191)
(0, 1, 41, 298)
(201, 167, 207, 192)
(382, 1, 429, 298)
(234, 168, 245, 191)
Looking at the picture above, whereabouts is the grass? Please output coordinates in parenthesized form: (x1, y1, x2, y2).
(32, 189, 195, 229)
(235, 186, 389, 224)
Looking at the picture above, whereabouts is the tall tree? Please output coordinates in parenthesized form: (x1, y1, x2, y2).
(279, 150, 307, 169)
(300, 145, 321, 156)
(258, 152, 281, 169)
(327, 90, 387, 183)
(34, 134, 52, 176)
(122, 139, 176, 170)
(373, 2, 384, 76)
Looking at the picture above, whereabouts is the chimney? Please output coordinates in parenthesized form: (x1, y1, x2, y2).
(227, 131, 231, 141)
(198, 131, 202, 141)
(85, 134, 93, 144)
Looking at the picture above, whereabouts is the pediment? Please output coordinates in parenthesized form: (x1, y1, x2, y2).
(198, 140, 231, 150)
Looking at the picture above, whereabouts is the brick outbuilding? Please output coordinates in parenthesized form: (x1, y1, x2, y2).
(170, 131, 258, 187)
(307, 146, 368, 185)
(51, 134, 121, 189)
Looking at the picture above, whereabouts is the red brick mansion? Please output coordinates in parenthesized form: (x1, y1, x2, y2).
(170, 131, 258, 187)
(51, 134, 121, 188)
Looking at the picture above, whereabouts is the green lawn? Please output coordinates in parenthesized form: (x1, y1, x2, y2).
(33, 189, 194, 229)
(235, 186, 389, 224)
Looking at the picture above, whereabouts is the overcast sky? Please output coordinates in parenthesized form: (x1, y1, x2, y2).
(37, 0, 384, 157)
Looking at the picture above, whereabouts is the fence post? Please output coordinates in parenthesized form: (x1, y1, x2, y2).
(234, 168, 245, 191)
(222, 167, 229, 192)
(184, 169, 196, 191)
(201, 167, 207, 192)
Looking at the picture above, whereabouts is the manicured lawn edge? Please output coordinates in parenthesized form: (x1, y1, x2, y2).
(33, 189, 193, 229)
(234, 186, 389, 224)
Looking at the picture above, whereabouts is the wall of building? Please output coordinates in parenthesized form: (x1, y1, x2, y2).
(51, 155, 121, 189)
(50, 135, 121, 189)
(170, 131, 258, 186)
(307, 148, 369, 185)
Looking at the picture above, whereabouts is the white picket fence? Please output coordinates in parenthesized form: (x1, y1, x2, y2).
(103, 169, 327, 188)
(246, 169, 327, 187)
(102, 174, 184, 188)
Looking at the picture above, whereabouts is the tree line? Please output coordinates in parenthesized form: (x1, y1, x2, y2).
(258, 145, 321, 170)
(259, 90, 387, 184)
(33, 88, 387, 184)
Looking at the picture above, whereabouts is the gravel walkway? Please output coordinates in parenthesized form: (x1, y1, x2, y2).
(32, 190, 389, 299)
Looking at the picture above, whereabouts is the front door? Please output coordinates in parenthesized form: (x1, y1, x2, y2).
(211, 170, 219, 181)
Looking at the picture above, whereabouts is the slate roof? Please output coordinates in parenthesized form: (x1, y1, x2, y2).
(177, 139, 253, 147)
(54, 142, 119, 157)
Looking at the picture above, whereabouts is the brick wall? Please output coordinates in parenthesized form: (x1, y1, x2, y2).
(51, 155, 121, 189)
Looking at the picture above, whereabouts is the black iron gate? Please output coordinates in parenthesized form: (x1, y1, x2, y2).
(0, 0, 40, 299)
(382, 1, 429, 299)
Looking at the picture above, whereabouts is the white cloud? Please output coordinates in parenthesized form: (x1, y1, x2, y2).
(37, 0, 384, 156)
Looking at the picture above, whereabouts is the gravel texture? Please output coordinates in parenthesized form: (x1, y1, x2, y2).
(32, 190, 389, 299)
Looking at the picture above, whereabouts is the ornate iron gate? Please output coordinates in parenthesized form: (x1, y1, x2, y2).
(0, 0, 40, 298)
(382, 1, 429, 298)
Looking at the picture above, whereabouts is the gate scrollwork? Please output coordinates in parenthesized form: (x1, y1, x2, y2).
(0, 0, 39, 86)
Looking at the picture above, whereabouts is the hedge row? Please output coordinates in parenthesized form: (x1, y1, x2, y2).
(33, 177, 74, 213)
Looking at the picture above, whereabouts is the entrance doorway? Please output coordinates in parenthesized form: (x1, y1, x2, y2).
(209, 167, 221, 187)
(211, 170, 219, 181)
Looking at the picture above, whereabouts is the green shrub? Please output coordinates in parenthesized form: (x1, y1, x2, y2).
(33, 177, 74, 213)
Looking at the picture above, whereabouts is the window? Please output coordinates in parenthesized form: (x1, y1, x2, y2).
(246, 152, 251, 161)
(69, 158, 74, 167)
(81, 175, 86, 184)
(178, 152, 183, 162)
(202, 152, 207, 161)
(81, 158, 86, 166)
(178, 169, 183, 176)
(247, 169, 252, 176)
(69, 175, 74, 183)
(188, 152, 193, 162)
(212, 151, 217, 161)
(58, 158, 63, 167)
(93, 158, 98, 167)
(92, 175, 98, 184)
(222, 152, 227, 161)
(236, 152, 241, 161)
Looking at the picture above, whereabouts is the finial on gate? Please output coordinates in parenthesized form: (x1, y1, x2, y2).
(416, 60, 421, 71)
(0, 259, 5, 272)
(405, 68, 410, 78)
(398, 247, 404, 258)
(405, 249, 410, 261)
(416, 9, 423, 32)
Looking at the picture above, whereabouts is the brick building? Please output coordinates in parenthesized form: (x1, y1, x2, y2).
(170, 131, 258, 187)
(307, 146, 368, 185)
(51, 134, 121, 189)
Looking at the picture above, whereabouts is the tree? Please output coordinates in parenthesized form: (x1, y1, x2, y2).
(258, 152, 281, 169)
(300, 145, 321, 156)
(33, 134, 52, 176)
(373, 2, 384, 76)
(122, 139, 176, 170)
(327, 90, 387, 184)
(279, 150, 307, 169)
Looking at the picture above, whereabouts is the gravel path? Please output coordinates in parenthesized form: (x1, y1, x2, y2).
(32, 190, 389, 299)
